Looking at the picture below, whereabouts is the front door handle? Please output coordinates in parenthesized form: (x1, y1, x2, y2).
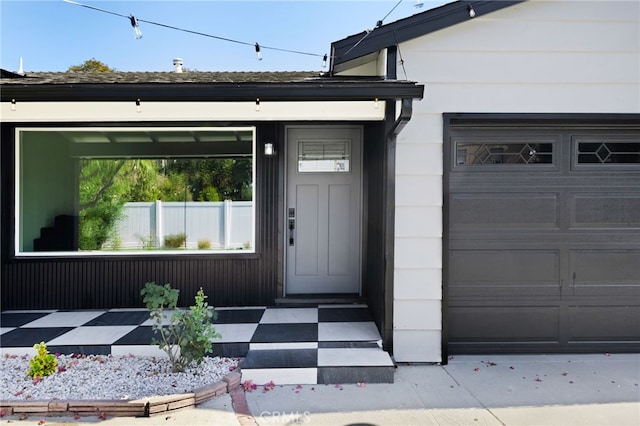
(288, 219, 295, 246)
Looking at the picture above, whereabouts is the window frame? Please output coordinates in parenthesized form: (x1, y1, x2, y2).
(452, 135, 560, 172)
(14, 126, 257, 257)
(572, 134, 640, 171)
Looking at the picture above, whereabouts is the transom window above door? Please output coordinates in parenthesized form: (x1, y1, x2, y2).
(297, 140, 351, 172)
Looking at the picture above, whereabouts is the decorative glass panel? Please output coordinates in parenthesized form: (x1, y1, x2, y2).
(577, 141, 640, 164)
(298, 140, 350, 172)
(456, 142, 553, 165)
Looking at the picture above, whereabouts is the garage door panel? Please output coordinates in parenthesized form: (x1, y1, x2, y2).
(570, 249, 640, 296)
(448, 306, 560, 342)
(568, 305, 640, 342)
(451, 193, 559, 229)
(446, 120, 640, 354)
(571, 194, 640, 228)
(450, 250, 560, 297)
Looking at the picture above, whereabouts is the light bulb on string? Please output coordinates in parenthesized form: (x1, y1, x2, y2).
(255, 43, 262, 61)
(130, 15, 143, 39)
(322, 54, 328, 68)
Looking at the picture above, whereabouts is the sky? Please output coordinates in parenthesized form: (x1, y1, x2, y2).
(0, 0, 449, 73)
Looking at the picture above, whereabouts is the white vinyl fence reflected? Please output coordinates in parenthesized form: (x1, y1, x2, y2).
(110, 200, 253, 250)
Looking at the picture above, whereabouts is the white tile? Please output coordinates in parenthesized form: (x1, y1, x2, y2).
(318, 322, 381, 342)
(111, 345, 169, 358)
(250, 342, 318, 350)
(0, 327, 16, 335)
(213, 323, 259, 343)
(46, 326, 136, 345)
(241, 368, 318, 385)
(260, 308, 317, 324)
(22, 311, 105, 328)
(318, 348, 394, 367)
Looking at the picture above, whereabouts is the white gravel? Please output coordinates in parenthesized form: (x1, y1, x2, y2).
(0, 353, 238, 401)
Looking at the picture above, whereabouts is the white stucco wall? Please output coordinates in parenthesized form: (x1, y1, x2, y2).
(392, 0, 640, 362)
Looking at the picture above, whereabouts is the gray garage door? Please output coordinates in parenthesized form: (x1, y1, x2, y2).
(445, 117, 640, 353)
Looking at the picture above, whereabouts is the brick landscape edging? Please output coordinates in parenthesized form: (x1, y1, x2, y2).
(0, 370, 242, 418)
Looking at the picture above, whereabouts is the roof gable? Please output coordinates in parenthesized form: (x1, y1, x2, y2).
(330, 0, 525, 71)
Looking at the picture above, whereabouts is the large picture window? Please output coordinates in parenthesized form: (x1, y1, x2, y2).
(15, 127, 256, 256)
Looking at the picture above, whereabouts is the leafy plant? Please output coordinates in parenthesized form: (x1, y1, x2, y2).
(27, 342, 58, 379)
(164, 233, 187, 249)
(141, 282, 220, 372)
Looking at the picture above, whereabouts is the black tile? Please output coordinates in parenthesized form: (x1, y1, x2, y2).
(318, 341, 380, 349)
(210, 342, 249, 358)
(318, 308, 373, 322)
(84, 311, 150, 326)
(47, 345, 111, 356)
(317, 366, 394, 384)
(0, 312, 51, 327)
(0, 327, 74, 347)
(113, 326, 158, 345)
(251, 323, 318, 343)
(213, 309, 264, 324)
(243, 349, 317, 369)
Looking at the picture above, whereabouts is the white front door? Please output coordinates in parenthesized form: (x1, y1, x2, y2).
(285, 126, 362, 294)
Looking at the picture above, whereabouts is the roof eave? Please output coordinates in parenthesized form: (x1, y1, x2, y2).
(330, 0, 526, 69)
(1, 81, 424, 103)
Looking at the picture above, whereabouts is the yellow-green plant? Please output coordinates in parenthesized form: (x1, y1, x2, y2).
(27, 342, 58, 379)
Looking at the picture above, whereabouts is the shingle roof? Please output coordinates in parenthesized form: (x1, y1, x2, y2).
(0, 69, 424, 102)
(0, 71, 323, 85)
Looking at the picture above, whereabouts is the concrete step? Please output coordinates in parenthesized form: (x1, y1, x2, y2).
(240, 341, 395, 385)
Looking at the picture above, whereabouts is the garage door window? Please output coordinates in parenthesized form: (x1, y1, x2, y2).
(456, 141, 553, 166)
(576, 140, 640, 165)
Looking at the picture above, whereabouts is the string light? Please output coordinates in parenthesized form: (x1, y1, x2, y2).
(63, 0, 328, 64)
(255, 98, 260, 112)
(10, 99, 16, 111)
(322, 54, 328, 68)
(136, 98, 141, 113)
(130, 15, 142, 39)
(255, 43, 262, 61)
(467, 5, 476, 18)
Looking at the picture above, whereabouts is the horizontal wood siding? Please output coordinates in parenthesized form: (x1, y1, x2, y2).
(1, 122, 281, 310)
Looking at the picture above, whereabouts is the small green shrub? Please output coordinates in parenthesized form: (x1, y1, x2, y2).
(198, 239, 212, 250)
(141, 282, 220, 372)
(164, 233, 187, 249)
(27, 342, 58, 379)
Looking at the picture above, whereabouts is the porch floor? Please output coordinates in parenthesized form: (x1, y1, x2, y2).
(0, 304, 394, 385)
